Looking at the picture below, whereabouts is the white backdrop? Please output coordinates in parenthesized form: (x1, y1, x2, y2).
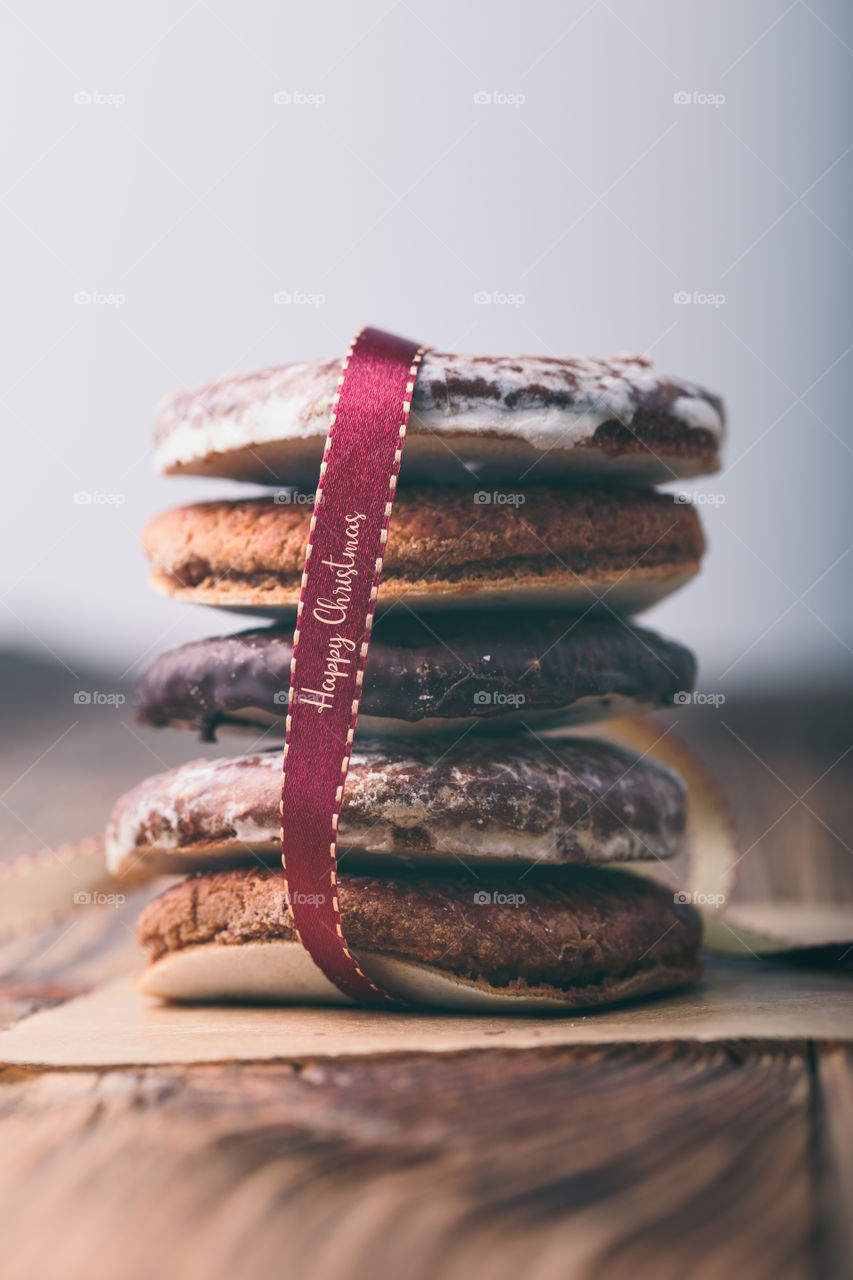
(1, 0, 851, 691)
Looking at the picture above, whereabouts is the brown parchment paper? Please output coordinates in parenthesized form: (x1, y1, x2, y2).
(1, 958, 851, 1067)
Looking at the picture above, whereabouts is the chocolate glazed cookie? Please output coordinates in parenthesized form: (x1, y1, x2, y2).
(135, 615, 696, 739)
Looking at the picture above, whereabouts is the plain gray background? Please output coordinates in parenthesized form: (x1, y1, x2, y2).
(1, 0, 851, 692)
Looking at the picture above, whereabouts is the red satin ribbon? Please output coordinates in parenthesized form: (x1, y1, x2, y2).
(280, 326, 425, 1005)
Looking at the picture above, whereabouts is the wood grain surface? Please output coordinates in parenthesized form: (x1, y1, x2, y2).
(0, 1042, 846, 1280)
(0, 656, 851, 1279)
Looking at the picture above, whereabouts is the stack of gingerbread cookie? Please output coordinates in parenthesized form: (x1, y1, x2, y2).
(106, 350, 724, 1010)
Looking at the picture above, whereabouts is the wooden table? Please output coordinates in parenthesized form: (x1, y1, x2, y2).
(1, 655, 851, 1280)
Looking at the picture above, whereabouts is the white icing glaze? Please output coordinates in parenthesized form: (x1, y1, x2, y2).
(671, 394, 721, 431)
(153, 351, 724, 472)
(105, 741, 682, 875)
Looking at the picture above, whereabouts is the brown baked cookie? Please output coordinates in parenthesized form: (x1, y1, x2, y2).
(142, 486, 705, 617)
(135, 614, 696, 739)
(105, 735, 686, 878)
(154, 351, 724, 486)
(135, 865, 702, 1010)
